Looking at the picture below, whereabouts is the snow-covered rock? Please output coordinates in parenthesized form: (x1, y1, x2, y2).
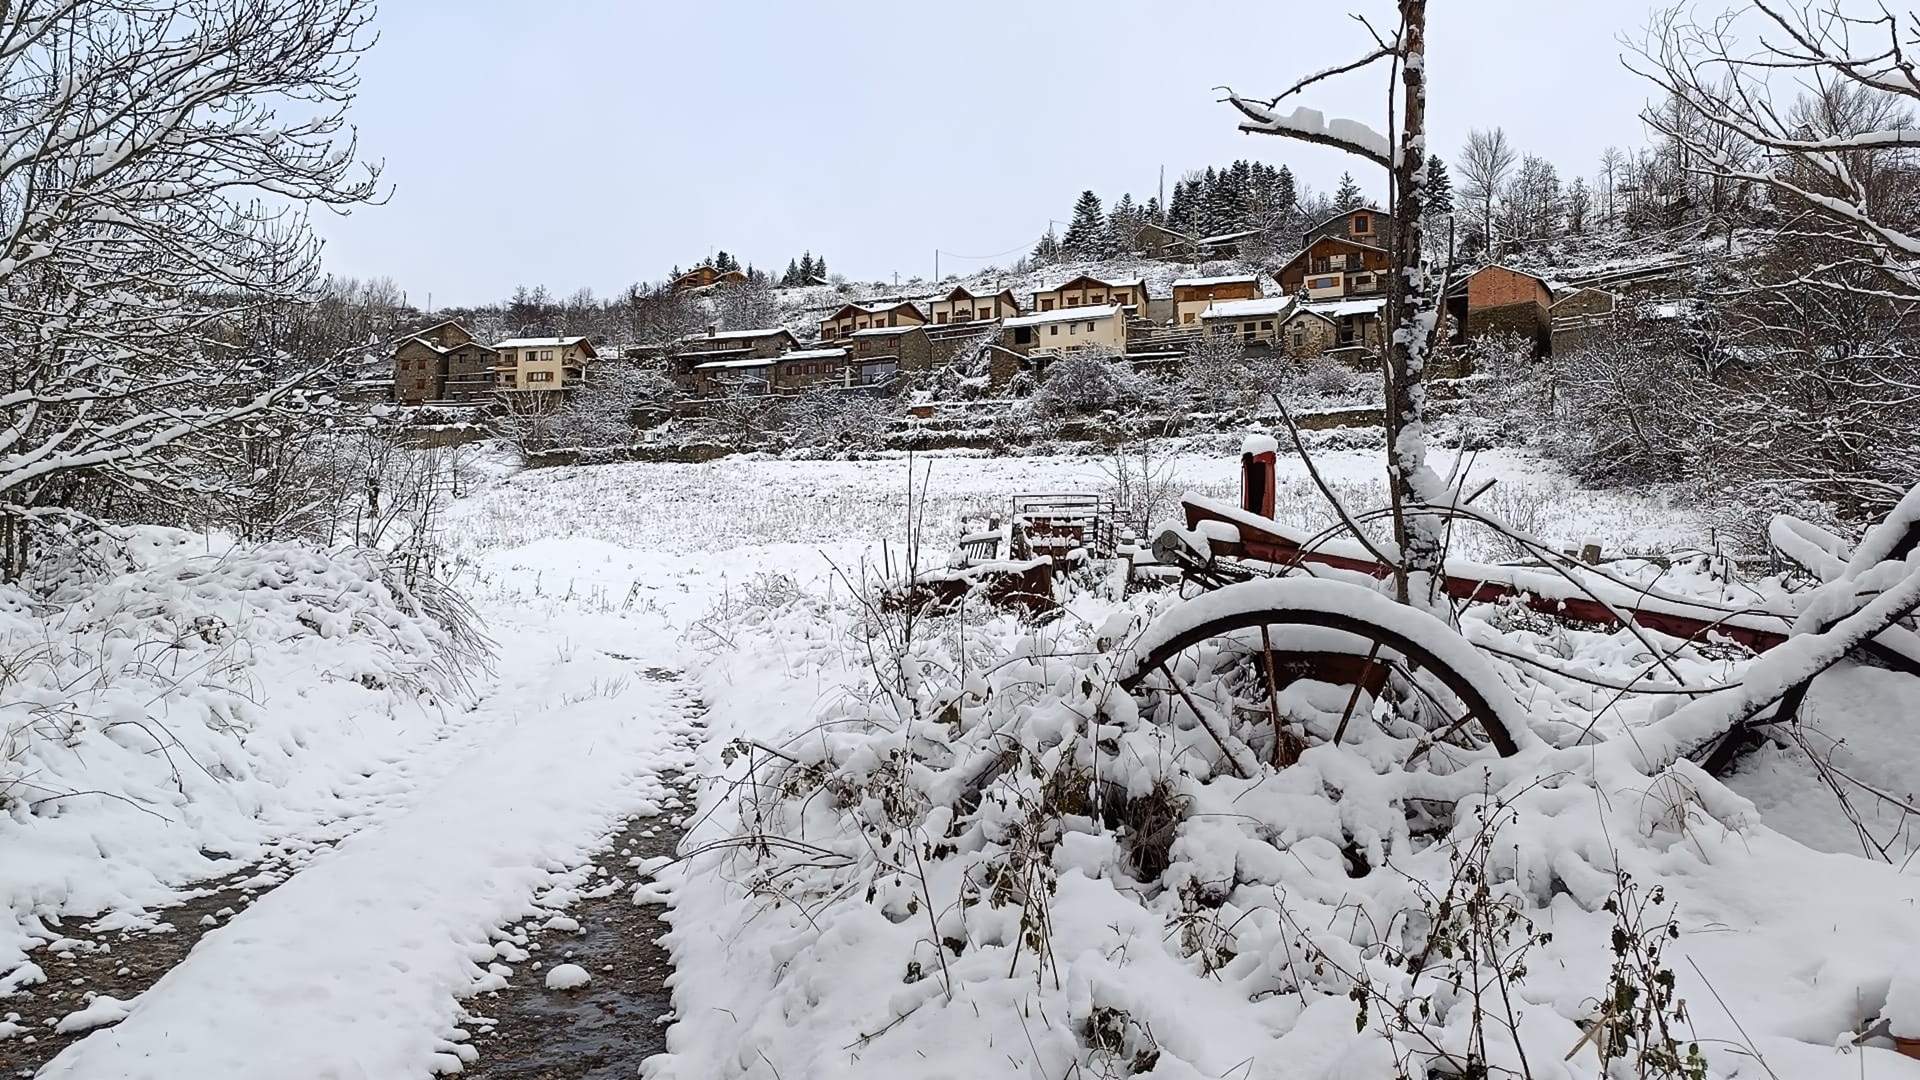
(543, 964, 591, 991)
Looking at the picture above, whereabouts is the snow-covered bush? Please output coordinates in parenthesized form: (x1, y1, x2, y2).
(1296, 356, 1364, 397)
(657, 523, 1920, 1078)
(1032, 349, 1147, 417)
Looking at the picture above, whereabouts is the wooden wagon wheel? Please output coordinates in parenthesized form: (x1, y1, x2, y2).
(1116, 579, 1532, 777)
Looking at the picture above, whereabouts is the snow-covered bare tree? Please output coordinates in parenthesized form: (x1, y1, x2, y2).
(1624, 0, 1920, 521)
(1457, 127, 1517, 254)
(1225, 1, 1454, 610)
(0, 0, 381, 575)
(1630, 1, 1920, 296)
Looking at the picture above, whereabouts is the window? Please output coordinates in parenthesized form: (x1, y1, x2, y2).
(1353, 214, 1369, 233)
(1014, 326, 1033, 345)
(1291, 327, 1306, 347)
(976, 308, 989, 320)
(1182, 312, 1194, 325)
(1040, 299, 1055, 311)
(1260, 320, 1274, 331)
(1089, 294, 1104, 304)
(1049, 324, 1059, 336)
(936, 312, 948, 324)
(528, 371, 553, 383)
(823, 326, 836, 339)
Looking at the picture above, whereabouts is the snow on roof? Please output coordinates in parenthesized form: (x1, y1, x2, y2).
(850, 326, 920, 337)
(778, 347, 848, 361)
(1172, 274, 1260, 288)
(493, 336, 588, 348)
(692, 358, 775, 370)
(1002, 304, 1123, 329)
(1037, 275, 1146, 294)
(1303, 297, 1386, 318)
(680, 328, 792, 343)
(1200, 297, 1292, 320)
(1198, 230, 1261, 245)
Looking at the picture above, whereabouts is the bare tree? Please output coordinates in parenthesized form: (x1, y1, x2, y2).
(1599, 145, 1626, 226)
(0, 0, 382, 574)
(1630, 2, 1920, 296)
(1457, 128, 1517, 253)
(1224, 1, 1454, 610)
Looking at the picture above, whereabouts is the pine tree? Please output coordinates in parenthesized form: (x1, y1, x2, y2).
(812, 255, 826, 280)
(1062, 190, 1106, 256)
(782, 258, 799, 286)
(798, 252, 814, 282)
(1334, 172, 1365, 210)
(1166, 179, 1195, 236)
(1144, 195, 1163, 225)
(1107, 193, 1139, 254)
(1424, 154, 1453, 217)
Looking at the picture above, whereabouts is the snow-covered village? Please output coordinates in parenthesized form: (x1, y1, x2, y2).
(3, 1, 1920, 1077)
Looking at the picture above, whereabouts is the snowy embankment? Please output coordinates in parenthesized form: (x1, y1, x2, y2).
(0, 529, 479, 975)
(4, 518, 704, 1078)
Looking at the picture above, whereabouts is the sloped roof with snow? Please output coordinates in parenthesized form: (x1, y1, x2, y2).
(679, 328, 796, 344)
(1303, 297, 1386, 318)
(692, 357, 775, 370)
(1172, 274, 1261, 289)
(1036, 275, 1147, 294)
(1003, 304, 1123, 329)
(1200, 297, 1293, 320)
(493, 336, 589, 348)
(778, 347, 849, 361)
(850, 326, 923, 338)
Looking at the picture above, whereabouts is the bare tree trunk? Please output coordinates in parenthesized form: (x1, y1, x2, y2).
(1384, 0, 1443, 609)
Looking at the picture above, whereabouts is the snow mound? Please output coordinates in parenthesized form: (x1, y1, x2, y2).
(54, 992, 135, 1034)
(544, 963, 592, 990)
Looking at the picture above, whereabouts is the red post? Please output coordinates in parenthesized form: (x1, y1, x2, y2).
(1240, 434, 1278, 520)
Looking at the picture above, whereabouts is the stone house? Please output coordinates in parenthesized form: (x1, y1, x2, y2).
(1308, 298, 1386, 361)
(1303, 206, 1389, 248)
(494, 335, 597, 393)
(1171, 274, 1263, 326)
(1028, 275, 1148, 314)
(928, 286, 1019, 325)
(848, 325, 932, 374)
(391, 320, 500, 404)
(1548, 287, 1618, 355)
(671, 327, 799, 385)
(1461, 265, 1553, 355)
(1001, 304, 1127, 357)
(689, 357, 775, 397)
(819, 301, 926, 341)
(671, 266, 748, 293)
(1276, 236, 1390, 300)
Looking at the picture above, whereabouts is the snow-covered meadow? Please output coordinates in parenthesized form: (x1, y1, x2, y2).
(4, 444, 1913, 1079)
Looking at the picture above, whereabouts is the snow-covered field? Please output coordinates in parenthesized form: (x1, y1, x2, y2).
(5, 443, 1914, 1079)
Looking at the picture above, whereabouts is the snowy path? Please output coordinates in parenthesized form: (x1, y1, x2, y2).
(39, 624, 700, 1080)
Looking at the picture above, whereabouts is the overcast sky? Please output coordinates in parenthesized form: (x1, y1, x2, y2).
(314, 1, 1668, 306)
